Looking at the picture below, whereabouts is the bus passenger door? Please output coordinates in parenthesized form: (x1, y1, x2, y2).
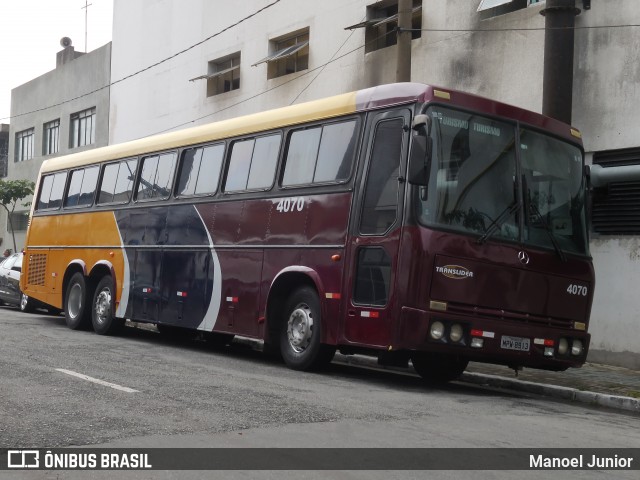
(343, 108, 411, 347)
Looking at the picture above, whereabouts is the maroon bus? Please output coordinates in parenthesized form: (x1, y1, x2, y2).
(23, 83, 592, 383)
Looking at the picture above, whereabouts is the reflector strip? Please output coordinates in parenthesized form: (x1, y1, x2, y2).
(142, 288, 152, 293)
(177, 291, 187, 297)
(434, 89, 451, 100)
(544, 339, 555, 347)
(325, 293, 341, 299)
(471, 329, 494, 338)
(360, 311, 380, 318)
(226, 297, 239, 303)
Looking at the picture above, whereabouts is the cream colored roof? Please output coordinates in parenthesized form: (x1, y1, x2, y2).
(41, 91, 358, 173)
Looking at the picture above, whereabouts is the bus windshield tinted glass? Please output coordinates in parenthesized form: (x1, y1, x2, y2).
(520, 128, 588, 256)
(418, 107, 518, 243)
(416, 106, 588, 256)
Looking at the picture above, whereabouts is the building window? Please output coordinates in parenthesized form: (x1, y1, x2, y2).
(591, 147, 640, 235)
(0, 128, 9, 177)
(43, 119, 60, 155)
(15, 128, 35, 162)
(345, 1, 422, 54)
(208, 54, 241, 96)
(8, 211, 30, 232)
(477, 0, 542, 18)
(70, 107, 96, 148)
(252, 29, 309, 79)
(190, 53, 241, 96)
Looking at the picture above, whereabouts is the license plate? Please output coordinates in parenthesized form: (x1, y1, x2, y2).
(500, 335, 530, 352)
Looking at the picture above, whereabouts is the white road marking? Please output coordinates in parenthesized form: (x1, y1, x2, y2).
(55, 368, 139, 393)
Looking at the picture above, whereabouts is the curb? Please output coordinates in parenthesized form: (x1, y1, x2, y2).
(333, 353, 640, 414)
(460, 372, 640, 414)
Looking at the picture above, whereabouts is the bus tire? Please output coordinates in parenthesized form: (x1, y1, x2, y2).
(280, 286, 335, 371)
(411, 353, 468, 384)
(64, 272, 92, 330)
(20, 293, 35, 313)
(91, 275, 124, 335)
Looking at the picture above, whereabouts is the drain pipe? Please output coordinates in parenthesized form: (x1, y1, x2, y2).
(540, 0, 581, 124)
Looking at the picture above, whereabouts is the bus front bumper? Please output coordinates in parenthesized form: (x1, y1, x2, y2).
(398, 307, 590, 371)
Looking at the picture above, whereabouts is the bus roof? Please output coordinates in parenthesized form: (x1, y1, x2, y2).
(40, 82, 580, 174)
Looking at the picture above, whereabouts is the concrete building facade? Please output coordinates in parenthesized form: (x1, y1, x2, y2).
(5, 1, 636, 366)
(106, 0, 640, 367)
(3, 42, 111, 252)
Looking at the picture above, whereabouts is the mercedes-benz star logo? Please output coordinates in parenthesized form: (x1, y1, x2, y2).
(518, 251, 530, 265)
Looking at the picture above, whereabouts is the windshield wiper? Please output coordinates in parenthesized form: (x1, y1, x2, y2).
(528, 201, 567, 262)
(476, 201, 519, 245)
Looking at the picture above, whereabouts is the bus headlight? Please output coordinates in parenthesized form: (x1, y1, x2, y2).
(571, 339, 583, 356)
(449, 324, 463, 343)
(558, 338, 569, 355)
(430, 321, 445, 340)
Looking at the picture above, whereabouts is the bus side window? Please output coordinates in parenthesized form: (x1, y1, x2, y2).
(314, 120, 357, 183)
(224, 134, 281, 192)
(177, 144, 224, 196)
(282, 119, 357, 187)
(65, 166, 99, 208)
(98, 159, 138, 205)
(37, 172, 67, 211)
(353, 247, 391, 306)
(136, 152, 177, 201)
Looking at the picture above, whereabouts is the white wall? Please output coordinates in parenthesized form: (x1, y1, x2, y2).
(109, 0, 640, 367)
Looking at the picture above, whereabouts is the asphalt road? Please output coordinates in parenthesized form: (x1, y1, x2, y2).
(1, 306, 639, 480)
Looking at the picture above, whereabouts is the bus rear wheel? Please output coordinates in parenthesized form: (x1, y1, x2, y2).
(92, 276, 124, 335)
(411, 353, 468, 384)
(20, 293, 34, 313)
(64, 272, 91, 330)
(279, 287, 335, 371)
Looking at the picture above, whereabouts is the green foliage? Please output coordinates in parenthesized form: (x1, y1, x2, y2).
(0, 179, 35, 252)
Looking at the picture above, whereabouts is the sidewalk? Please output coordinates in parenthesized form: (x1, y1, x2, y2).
(333, 353, 640, 414)
(464, 361, 640, 413)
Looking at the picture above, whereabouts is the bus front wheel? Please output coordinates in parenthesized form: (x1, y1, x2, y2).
(411, 353, 468, 384)
(280, 287, 335, 371)
(64, 272, 92, 330)
(92, 276, 124, 335)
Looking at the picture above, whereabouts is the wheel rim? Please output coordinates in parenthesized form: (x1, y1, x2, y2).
(287, 303, 314, 353)
(20, 294, 28, 310)
(68, 283, 83, 319)
(94, 288, 111, 326)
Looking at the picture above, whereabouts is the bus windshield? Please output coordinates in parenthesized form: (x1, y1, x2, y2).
(416, 106, 589, 256)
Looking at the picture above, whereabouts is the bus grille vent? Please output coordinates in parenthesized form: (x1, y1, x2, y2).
(27, 254, 47, 286)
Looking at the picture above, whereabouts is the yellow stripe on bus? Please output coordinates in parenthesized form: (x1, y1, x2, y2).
(41, 92, 358, 173)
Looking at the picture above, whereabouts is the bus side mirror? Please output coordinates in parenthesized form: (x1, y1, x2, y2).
(408, 115, 432, 186)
